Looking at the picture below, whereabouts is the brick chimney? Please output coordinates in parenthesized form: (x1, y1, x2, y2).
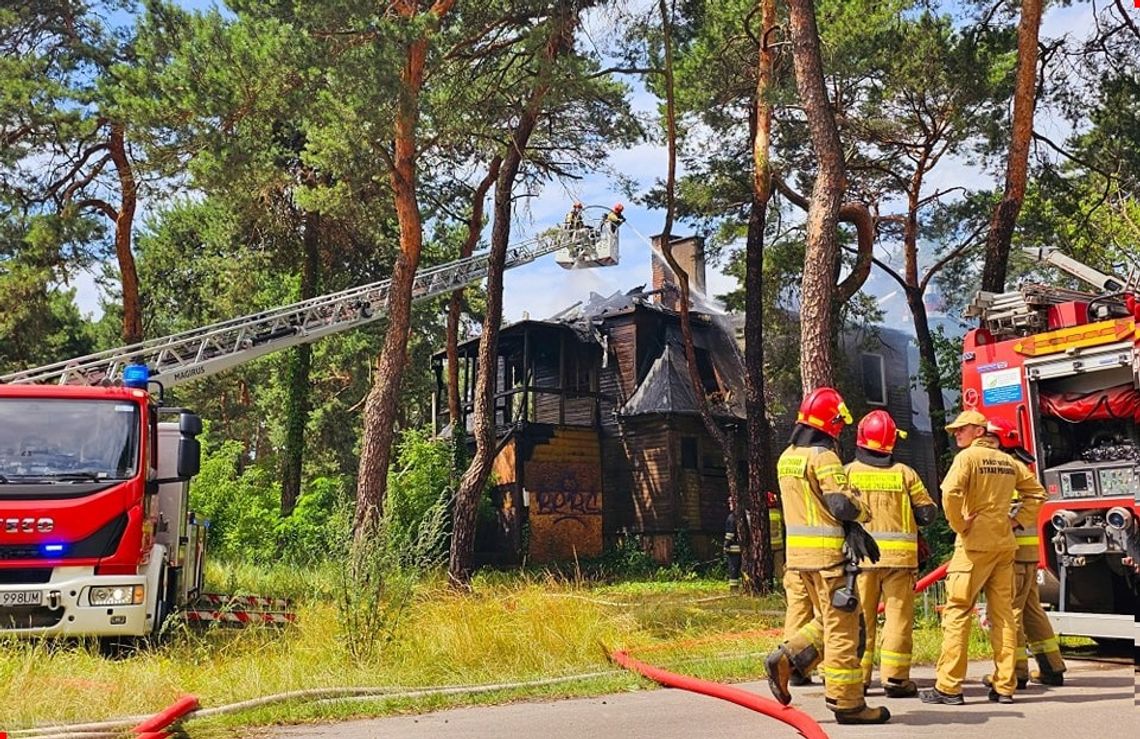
(651, 234, 706, 310)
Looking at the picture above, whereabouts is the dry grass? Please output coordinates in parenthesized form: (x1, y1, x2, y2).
(0, 563, 1002, 735)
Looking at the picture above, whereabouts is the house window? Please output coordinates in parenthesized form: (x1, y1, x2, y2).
(572, 353, 592, 394)
(861, 353, 887, 406)
(681, 436, 698, 469)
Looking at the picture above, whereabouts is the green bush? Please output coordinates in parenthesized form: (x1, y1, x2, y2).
(190, 425, 458, 567)
(384, 427, 456, 562)
(190, 438, 280, 563)
(276, 476, 353, 565)
(191, 439, 351, 565)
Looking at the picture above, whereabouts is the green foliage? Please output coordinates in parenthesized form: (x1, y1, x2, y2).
(334, 522, 420, 664)
(276, 476, 353, 564)
(385, 427, 457, 563)
(191, 437, 280, 562)
(590, 532, 656, 579)
(190, 433, 350, 565)
(584, 530, 707, 583)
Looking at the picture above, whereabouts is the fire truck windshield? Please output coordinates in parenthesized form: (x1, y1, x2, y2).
(0, 399, 140, 483)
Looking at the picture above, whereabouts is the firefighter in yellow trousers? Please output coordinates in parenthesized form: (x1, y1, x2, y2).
(983, 418, 1066, 688)
(920, 410, 1048, 706)
(848, 410, 939, 698)
(770, 489, 817, 686)
(765, 387, 890, 725)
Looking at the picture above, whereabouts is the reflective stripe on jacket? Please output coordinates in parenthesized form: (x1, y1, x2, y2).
(778, 445, 868, 570)
(769, 508, 785, 550)
(1010, 456, 1046, 563)
(846, 460, 935, 569)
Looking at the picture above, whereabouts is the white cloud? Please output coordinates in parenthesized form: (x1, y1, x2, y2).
(69, 269, 104, 319)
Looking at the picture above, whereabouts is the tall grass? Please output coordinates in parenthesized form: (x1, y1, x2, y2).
(0, 564, 992, 733)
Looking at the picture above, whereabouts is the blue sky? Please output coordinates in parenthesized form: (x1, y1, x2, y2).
(71, 0, 1096, 331)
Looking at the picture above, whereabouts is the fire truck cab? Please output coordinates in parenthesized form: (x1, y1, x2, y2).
(961, 256, 1140, 641)
(0, 368, 204, 649)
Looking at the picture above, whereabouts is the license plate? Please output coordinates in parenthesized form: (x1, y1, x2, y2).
(0, 590, 42, 607)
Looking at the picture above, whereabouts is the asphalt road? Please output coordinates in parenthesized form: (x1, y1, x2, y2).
(268, 658, 1135, 738)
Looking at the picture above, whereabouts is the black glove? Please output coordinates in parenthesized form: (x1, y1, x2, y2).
(842, 520, 881, 564)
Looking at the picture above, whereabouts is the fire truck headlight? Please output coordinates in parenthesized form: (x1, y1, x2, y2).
(1105, 507, 1134, 532)
(88, 585, 145, 606)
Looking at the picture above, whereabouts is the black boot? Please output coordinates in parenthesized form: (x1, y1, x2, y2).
(983, 673, 1028, 690)
(883, 678, 917, 698)
(789, 670, 813, 687)
(834, 704, 891, 724)
(1030, 669, 1064, 686)
(1032, 654, 1065, 686)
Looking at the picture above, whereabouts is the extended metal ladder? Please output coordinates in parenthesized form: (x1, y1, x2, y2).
(1, 216, 620, 387)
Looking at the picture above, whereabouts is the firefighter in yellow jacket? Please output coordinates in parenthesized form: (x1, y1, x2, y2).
(920, 410, 1048, 706)
(848, 410, 939, 698)
(983, 418, 1066, 689)
(765, 387, 890, 725)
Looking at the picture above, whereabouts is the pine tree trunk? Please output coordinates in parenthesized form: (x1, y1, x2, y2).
(449, 10, 575, 585)
(740, 0, 779, 595)
(786, 0, 846, 392)
(107, 122, 142, 345)
(281, 212, 320, 516)
(981, 0, 1042, 293)
(355, 29, 434, 533)
(906, 287, 950, 479)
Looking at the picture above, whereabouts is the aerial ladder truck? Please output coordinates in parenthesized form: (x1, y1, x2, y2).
(0, 208, 622, 648)
(962, 247, 1140, 643)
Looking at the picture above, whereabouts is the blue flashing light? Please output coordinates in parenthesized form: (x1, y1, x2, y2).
(123, 363, 151, 389)
(42, 544, 65, 555)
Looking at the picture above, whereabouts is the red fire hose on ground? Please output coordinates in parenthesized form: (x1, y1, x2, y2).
(878, 561, 949, 614)
(609, 649, 828, 739)
(607, 560, 952, 739)
(131, 695, 199, 738)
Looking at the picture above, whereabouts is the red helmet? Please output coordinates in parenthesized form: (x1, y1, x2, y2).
(856, 409, 907, 453)
(796, 386, 852, 438)
(986, 417, 1020, 449)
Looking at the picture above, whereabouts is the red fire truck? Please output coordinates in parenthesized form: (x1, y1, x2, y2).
(0, 210, 622, 651)
(961, 248, 1140, 642)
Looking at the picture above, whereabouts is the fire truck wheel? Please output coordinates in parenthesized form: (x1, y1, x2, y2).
(98, 634, 142, 659)
(147, 568, 171, 645)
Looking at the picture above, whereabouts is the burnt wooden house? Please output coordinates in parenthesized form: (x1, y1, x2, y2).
(432, 236, 746, 565)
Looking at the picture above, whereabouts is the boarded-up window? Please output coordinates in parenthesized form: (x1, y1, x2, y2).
(861, 353, 887, 406)
(681, 436, 698, 469)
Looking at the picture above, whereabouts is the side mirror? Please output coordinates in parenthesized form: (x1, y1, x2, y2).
(180, 412, 203, 437)
(177, 437, 201, 479)
(177, 411, 202, 479)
